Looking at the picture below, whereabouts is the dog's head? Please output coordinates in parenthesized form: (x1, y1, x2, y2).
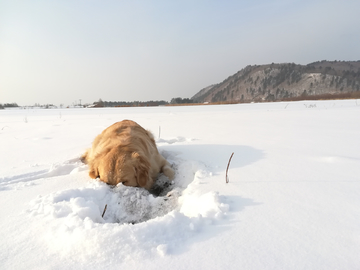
(88, 147, 151, 188)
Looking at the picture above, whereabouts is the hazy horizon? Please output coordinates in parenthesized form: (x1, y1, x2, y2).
(1, 0, 360, 106)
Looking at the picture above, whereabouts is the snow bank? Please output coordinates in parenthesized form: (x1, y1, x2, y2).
(26, 149, 229, 263)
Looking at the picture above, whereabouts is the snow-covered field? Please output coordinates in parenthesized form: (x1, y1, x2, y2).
(1, 100, 359, 270)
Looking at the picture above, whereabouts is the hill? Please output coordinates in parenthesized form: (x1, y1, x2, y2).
(192, 60, 360, 103)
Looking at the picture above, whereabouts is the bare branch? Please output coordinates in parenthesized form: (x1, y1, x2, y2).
(226, 152, 234, 183)
(102, 204, 107, 218)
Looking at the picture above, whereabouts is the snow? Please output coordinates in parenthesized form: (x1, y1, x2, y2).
(1, 100, 360, 269)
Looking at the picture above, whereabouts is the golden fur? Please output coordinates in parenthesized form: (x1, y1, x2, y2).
(81, 120, 174, 190)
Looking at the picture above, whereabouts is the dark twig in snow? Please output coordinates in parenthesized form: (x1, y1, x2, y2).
(226, 152, 234, 183)
(102, 204, 107, 218)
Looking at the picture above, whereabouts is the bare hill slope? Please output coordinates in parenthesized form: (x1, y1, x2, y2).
(192, 61, 360, 103)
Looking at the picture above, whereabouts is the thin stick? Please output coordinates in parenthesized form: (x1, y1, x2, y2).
(102, 204, 107, 218)
(226, 152, 234, 183)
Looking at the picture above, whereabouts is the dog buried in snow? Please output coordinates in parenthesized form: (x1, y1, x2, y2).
(81, 120, 174, 190)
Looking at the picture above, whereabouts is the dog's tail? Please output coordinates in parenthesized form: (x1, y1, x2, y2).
(80, 150, 89, 164)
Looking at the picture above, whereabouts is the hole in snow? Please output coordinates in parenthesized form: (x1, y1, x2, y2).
(101, 150, 186, 224)
(28, 150, 205, 225)
(102, 174, 180, 224)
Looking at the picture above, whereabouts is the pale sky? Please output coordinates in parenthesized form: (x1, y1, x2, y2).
(1, 0, 360, 106)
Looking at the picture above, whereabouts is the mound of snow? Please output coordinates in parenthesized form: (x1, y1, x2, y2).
(26, 149, 230, 261)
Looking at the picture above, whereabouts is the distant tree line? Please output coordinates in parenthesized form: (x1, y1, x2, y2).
(0, 98, 196, 110)
(170, 97, 194, 104)
(91, 97, 195, 108)
(0, 103, 19, 109)
(92, 99, 169, 107)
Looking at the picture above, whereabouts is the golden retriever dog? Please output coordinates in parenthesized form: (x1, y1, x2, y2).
(81, 120, 174, 190)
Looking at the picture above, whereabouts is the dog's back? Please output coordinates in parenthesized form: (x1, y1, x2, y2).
(81, 120, 174, 190)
